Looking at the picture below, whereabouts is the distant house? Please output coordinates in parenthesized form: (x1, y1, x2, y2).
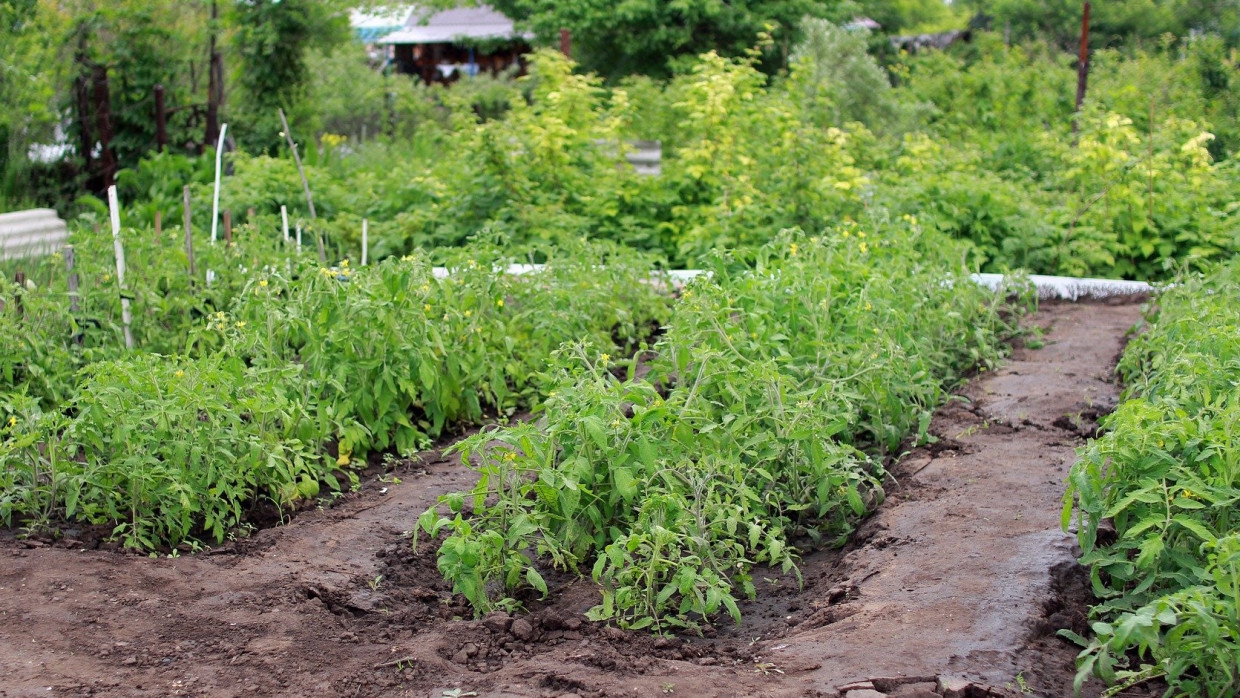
(377, 5, 532, 85)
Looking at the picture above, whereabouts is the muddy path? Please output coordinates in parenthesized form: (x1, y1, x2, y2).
(0, 299, 1147, 698)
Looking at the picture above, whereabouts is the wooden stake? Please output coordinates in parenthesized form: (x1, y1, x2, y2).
(65, 245, 80, 314)
(65, 245, 82, 344)
(281, 205, 289, 243)
(107, 185, 135, 350)
(154, 209, 162, 241)
(13, 271, 25, 317)
(183, 186, 196, 280)
(247, 207, 256, 222)
(314, 225, 326, 263)
(361, 219, 368, 266)
(277, 108, 326, 262)
(296, 222, 302, 255)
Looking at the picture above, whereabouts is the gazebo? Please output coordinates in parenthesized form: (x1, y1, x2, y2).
(377, 5, 532, 84)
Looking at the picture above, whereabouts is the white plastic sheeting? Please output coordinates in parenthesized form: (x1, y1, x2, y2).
(0, 209, 68, 261)
(970, 273, 1154, 300)
(428, 265, 1154, 300)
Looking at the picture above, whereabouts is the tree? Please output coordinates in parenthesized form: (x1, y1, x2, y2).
(0, 0, 63, 201)
(472, 0, 835, 79)
(968, 0, 1240, 50)
(229, 0, 349, 153)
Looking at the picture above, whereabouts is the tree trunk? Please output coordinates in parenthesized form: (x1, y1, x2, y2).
(92, 65, 117, 189)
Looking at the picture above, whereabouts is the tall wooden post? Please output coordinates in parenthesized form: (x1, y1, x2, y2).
(154, 84, 167, 153)
(205, 0, 222, 149)
(559, 28, 572, 59)
(1073, 2, 1092, 134)
(93, 65, 117, 189)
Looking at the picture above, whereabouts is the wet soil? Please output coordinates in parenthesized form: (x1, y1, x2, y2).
(0, 299, 1146, 698)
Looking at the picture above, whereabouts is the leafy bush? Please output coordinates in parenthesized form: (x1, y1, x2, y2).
(419, 223, 1019, 631)
(0, 228, 668, 550)
(1064, 262, 1240, 695)
(1, 355, 333, 549)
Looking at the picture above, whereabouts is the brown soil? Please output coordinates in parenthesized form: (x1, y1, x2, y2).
(0, 299, 1149, 698)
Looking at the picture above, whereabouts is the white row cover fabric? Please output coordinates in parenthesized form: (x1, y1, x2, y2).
(429, 265, 1155, 301)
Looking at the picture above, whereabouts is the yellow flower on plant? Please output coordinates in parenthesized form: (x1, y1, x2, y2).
(790, 243, 798, 257)
(496, 299, 504, 308)
(235, 321, 246, 328)
(464, 309, 472, 318)
(859, 242, 868, 254)
(174, 370, 184, 378)
(259, 279, 268, 287)
(865, 302, 872, 311)
(599, 353, 611, 364)
(424, 304, 432, 312)
(7, 416, 16, 427)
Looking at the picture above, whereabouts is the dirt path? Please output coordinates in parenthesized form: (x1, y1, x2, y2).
(0, 300, 1144, 698)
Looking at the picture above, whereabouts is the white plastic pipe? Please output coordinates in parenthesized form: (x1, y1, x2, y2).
(106, 186, 135, 349)
(210, 123, 227, 245)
